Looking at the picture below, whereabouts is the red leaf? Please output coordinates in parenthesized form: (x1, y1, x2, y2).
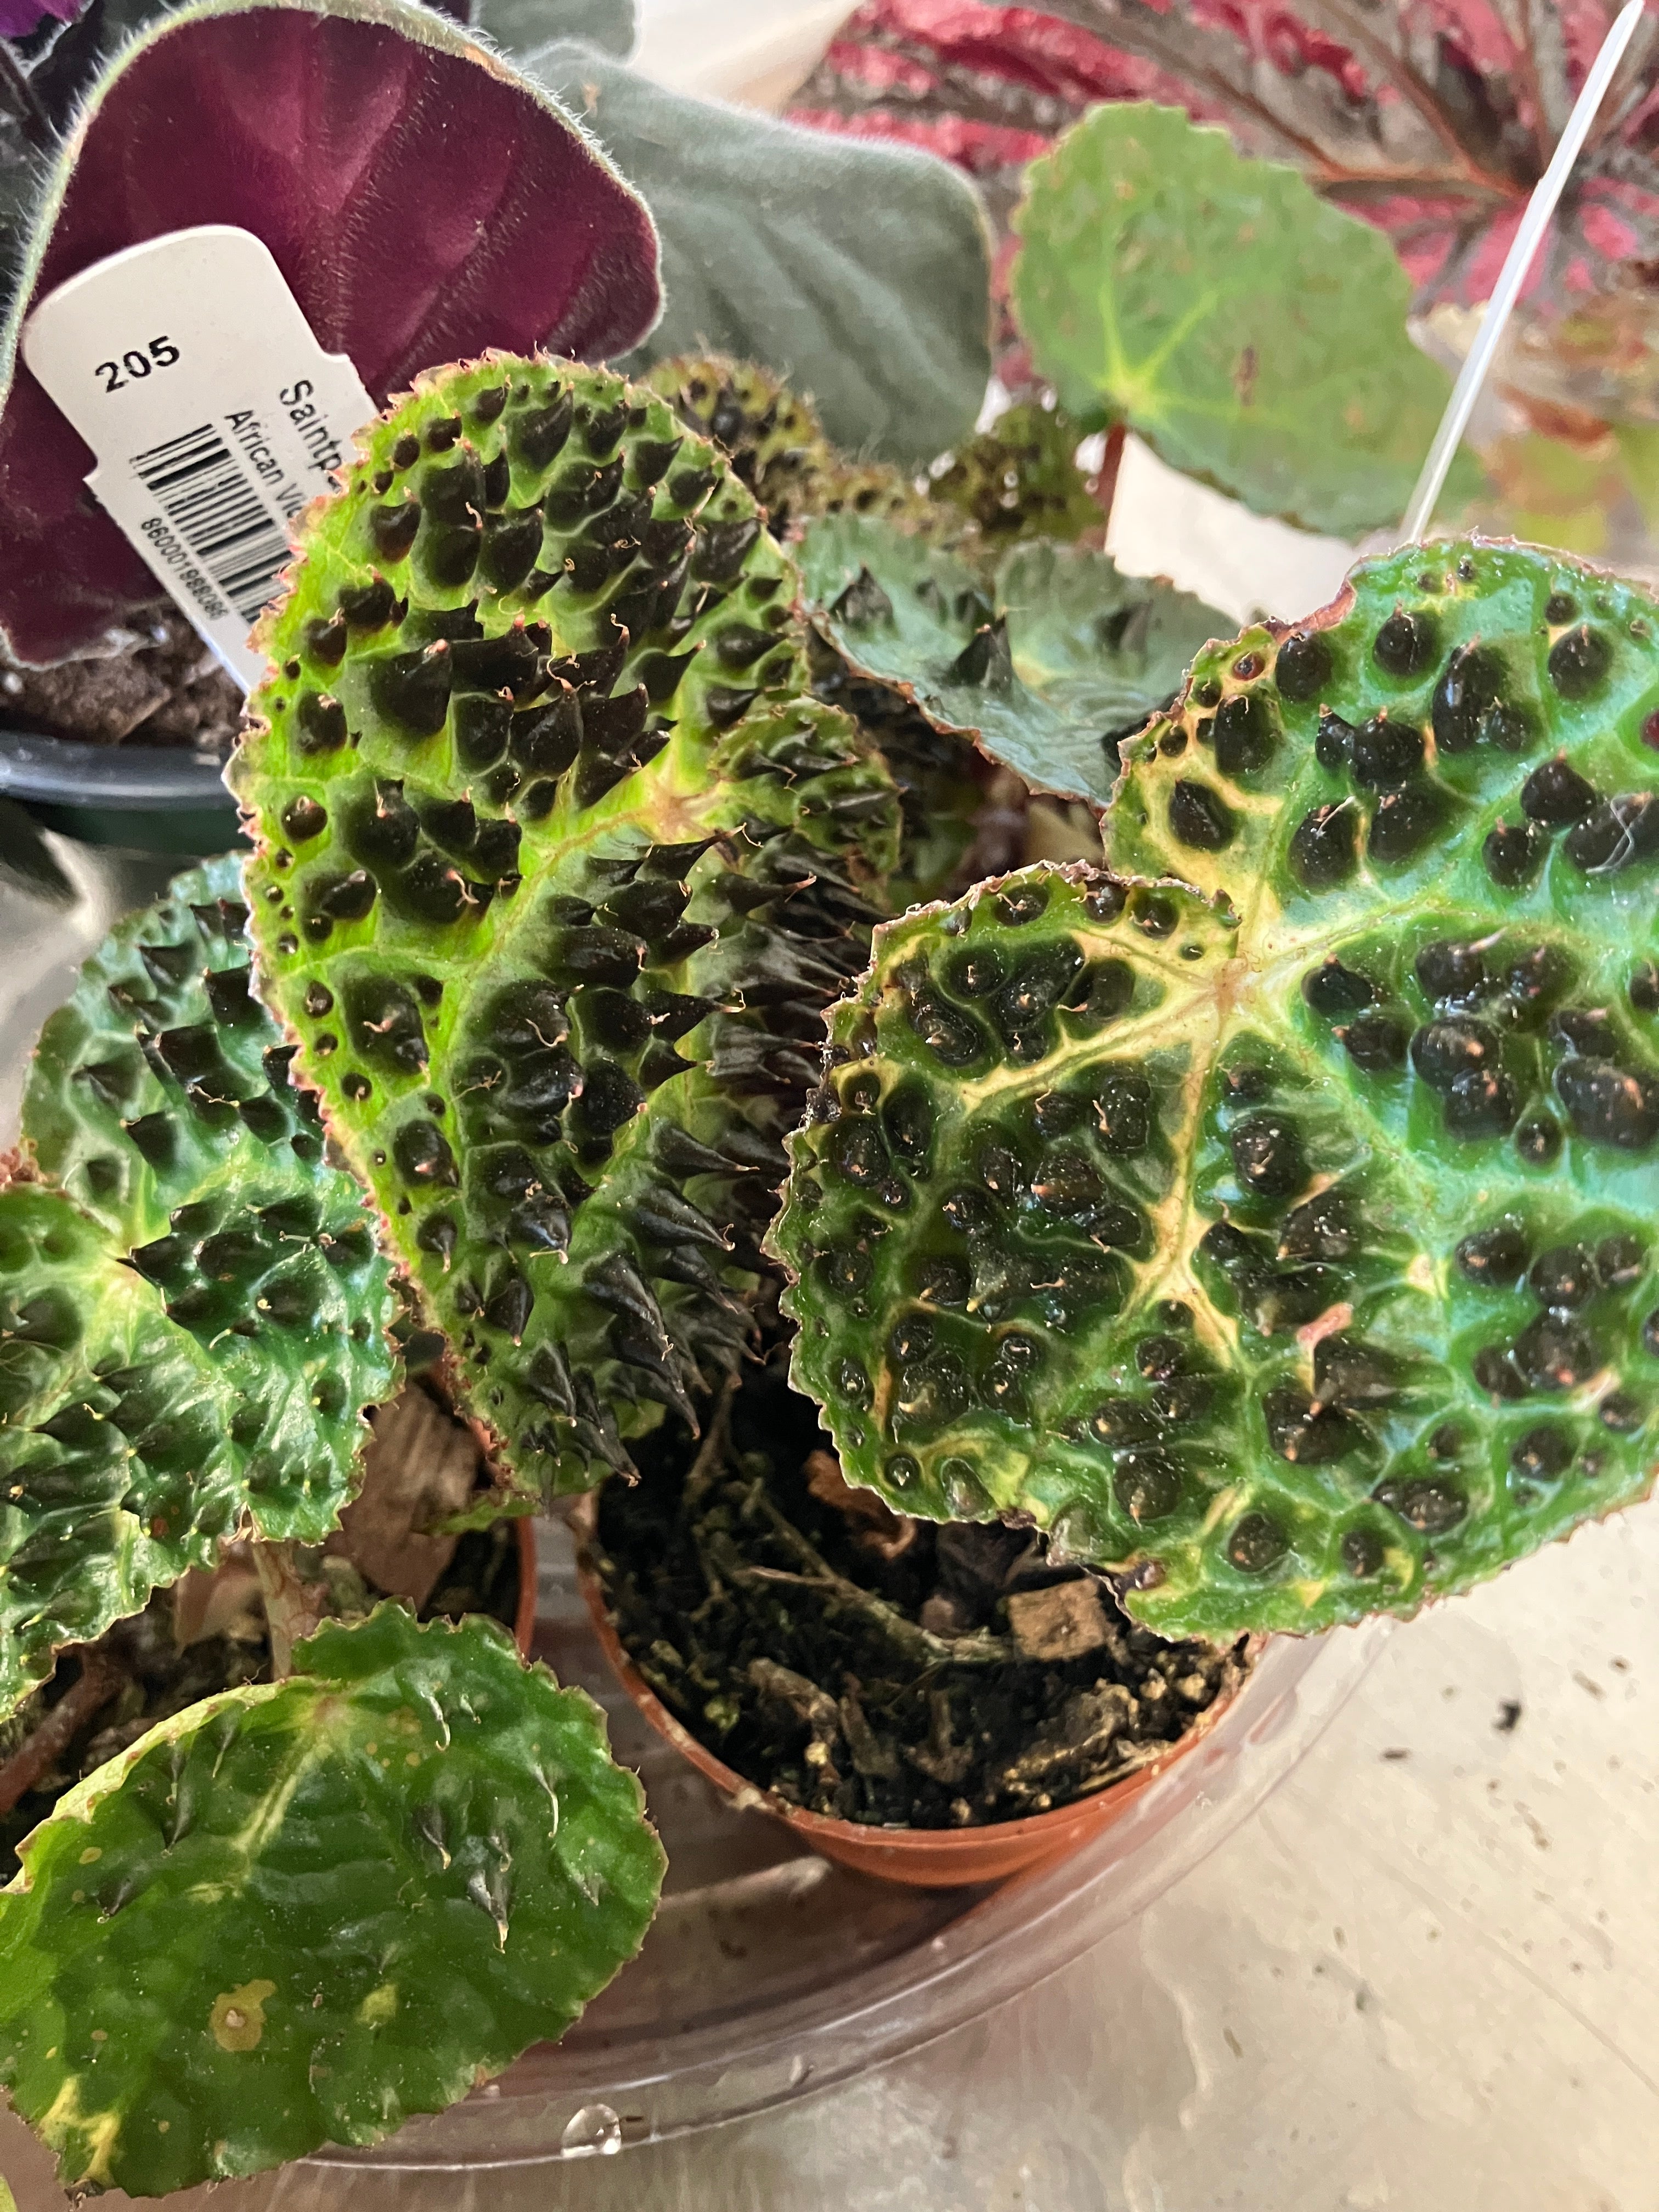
(0, 2, 660, 666)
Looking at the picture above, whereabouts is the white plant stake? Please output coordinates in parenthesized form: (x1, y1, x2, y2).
(1401, 0, 1647, 545)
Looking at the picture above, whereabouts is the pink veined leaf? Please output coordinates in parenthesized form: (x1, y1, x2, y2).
(791, 0, 1659, 408)
(0, 0, 661, 667)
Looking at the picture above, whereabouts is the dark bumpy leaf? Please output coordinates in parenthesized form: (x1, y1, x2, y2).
(642, 355, 940, 541)
(801, 510, 1226, 806)
(1013, 104, 1477, 537)
(0, 0, 662, 666)
(645, 356, 1103, 553)
(793, 1, 1659, 420)
(230, 357, 900, 1502)
(0, 1605, 664, 2195)
(772, 540, 1659, 1637)
(526, 42, 992, 466)
(1, 862, 398, 1717)
(927, 396, 1107, 550)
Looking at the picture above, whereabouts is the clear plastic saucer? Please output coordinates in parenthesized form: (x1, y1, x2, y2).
(307, 1523, 1389, 2172)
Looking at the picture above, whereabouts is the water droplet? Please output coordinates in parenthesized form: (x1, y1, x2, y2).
(561, 2102, 622, 2158)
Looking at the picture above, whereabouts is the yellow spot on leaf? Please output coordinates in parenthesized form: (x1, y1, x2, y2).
(90, 2030, 107, 2043)
(158, 2120, 170, 2133)
(406, 1751, 421, 1767)
(210, 1979, 276, 2052)
(356, 1984, 398, 2026)
(78, 1847, 101, 1865)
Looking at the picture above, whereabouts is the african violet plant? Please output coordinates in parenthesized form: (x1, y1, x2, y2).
(0, 0, 992, 669)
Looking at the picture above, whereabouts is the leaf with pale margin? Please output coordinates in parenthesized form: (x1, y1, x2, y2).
(526, 42, 992, 465)
(1012, 103, 1481, 537)
(772, 539, 1659, 1639)
(800, 510, 1226, 806)
(0, 1605, 664, 2196)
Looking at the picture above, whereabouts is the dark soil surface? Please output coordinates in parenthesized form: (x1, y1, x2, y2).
(0, 1522, 523, 1881)
(594, 1355, 1248, 1830)
(1, 608, 242, 755)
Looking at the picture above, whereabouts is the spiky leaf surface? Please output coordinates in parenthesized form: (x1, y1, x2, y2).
(642, 355, 938, 542)
(532, 43, 992, 466)
(230, 357, 899, 1500)
(773, 540, 1659, 1637)
(1012, 103, 1477, 538)
(0, 1605, 664, 2196)
(2, 864, 397, 1718)
(646, 362, 1103, 906)
(802, 511, 1226, 806)
(0, 0, 661, 667)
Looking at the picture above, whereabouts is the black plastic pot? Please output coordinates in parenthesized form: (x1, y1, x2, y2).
(0, 730, 242, 854)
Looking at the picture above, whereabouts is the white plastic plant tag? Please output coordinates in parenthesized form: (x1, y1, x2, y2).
(22, 225, 376, 689)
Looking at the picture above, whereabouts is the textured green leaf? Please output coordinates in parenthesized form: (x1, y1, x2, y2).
(229, 357, 899, 1502)
(1, 864, 398, 1718)
(0, 1604, 664, 2196)
(1012, 103, 1480, 538)
(772, 540, 1659, 1638)
(527, 45, 992, 465)
(801, 512, 1226, 806)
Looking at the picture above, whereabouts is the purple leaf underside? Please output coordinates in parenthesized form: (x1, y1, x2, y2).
(0, 1, 661, 664)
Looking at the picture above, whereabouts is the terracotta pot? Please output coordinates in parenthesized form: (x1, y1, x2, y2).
(511, 1517, 538, 1659)
(570, 1495, 1250, 1889)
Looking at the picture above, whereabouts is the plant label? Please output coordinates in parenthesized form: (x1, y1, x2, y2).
(22, 225, 375, 689)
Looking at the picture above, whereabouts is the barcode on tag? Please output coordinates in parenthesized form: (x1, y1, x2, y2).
(22, 226, 376, 689)
(131, 424, 296, 629)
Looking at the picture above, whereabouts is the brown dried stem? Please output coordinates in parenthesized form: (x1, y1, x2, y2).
(0, 1650, 123, 1819)
(252, 1542, 334, 1678)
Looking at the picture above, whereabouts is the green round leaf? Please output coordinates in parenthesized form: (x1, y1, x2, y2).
(228, 357, 899, 1500)
(0, 1605, 664, 2195)
(1012, 103, 1480, 538)
(771, 540, 1659, 1638)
